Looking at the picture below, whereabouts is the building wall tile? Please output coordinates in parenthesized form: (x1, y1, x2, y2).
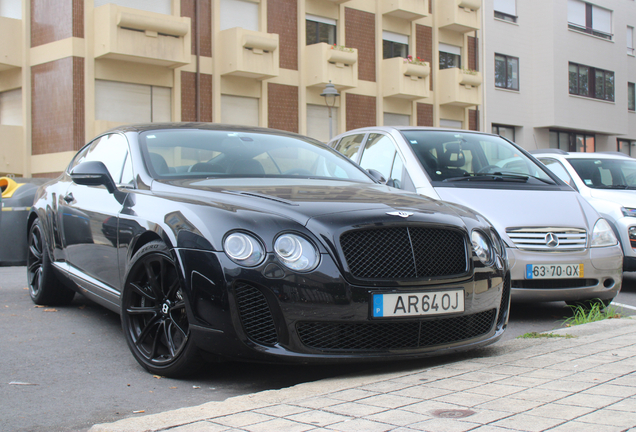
(416, 24, 433, 91)
(468, 36, 478, 71)
(181, 71, 212, 122)
(181, 0, 212, 58)
(268, 0, 298, 71)
(31, 0, 83, 47)
(346, 93, 376, 130)
(268, 83, 298, 132)
(31, 57, 84, 155)
(345, 8, 375, 82)
(417, 103, 434, 126)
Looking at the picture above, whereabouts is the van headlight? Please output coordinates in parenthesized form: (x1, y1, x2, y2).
(591, 219, 618, 247)
(472, 231, 493, 264)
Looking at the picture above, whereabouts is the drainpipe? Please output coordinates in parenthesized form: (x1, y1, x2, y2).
(196, 0, 201, 121)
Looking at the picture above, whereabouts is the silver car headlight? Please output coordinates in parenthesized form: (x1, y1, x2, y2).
(471, 231, 493, 265)
(274, 233, 319, 272)
(591, 219, 618, 247)
(224, 232, 265, 267)
(621, 207, 636, 218)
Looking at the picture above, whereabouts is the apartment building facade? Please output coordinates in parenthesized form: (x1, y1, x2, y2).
(0, 0, 483, 178)
(483, 0, 636, 154)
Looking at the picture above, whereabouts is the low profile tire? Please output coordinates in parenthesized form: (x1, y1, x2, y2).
(27, 218, 75, 306)
(566, 298, 613, 310)
(121, 241, 202, 377)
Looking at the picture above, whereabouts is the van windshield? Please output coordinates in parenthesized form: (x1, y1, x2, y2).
(401, 130, 555, 185)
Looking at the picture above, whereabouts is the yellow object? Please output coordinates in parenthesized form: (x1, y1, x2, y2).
(0, 177, 23, 198)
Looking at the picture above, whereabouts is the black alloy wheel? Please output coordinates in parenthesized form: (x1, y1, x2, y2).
(121, 241, 201, 377)
(27, 218, 75, 305)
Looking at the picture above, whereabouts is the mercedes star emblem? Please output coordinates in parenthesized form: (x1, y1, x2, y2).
(545, 232, 559, 248)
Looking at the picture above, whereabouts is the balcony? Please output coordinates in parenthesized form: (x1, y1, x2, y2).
(325, 0, 351, 3)
(382, 57, 430, 100)
(382, 0, 428, 21)
(0, 17, 21, 71)
(0, 125, 24, 175)
(305, 43, 358, 89)
(438, 68, 482, 107)
(93, 4, 191, 68)
(218, 27, 279, 80)
(437, 0, 481, 33)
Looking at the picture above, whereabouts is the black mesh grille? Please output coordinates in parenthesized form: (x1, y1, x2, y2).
(512, 279, 599, 289)
(296, 309, 496, 351)
(497, 273, 511, 328)
(234, 283, 278, 346)
(340, 227, 467, 280)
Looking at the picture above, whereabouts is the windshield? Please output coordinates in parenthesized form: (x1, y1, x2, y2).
(400, 130, 555, 184)
(139, 129, 373, 183)
(568, 157, 636, 189)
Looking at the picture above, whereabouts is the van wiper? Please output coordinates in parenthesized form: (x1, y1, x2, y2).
(443, 173, 529, 183)
(593, 185, 635, 190)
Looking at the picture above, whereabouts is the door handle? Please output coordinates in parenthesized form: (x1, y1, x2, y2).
(63, 193, 74, 203)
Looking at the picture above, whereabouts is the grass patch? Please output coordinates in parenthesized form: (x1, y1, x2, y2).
(517, 332, 575, 339)
(563, 301, 621, 327)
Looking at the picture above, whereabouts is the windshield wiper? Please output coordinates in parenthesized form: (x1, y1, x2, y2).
(443, 173, 529, 183)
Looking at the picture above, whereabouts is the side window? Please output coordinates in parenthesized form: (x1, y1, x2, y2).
(120, 153, 135, 186)
(82, 134, 131, 184)
(538, 158, 576, 189)
(359, 134, 397, 180)
(335, 134, 365, 161)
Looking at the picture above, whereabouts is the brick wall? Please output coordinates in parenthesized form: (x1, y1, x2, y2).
(346, 94, 376, 130)
(181, 71, 212, 122)
(469, 109, 479, 131)
(416, 25, 433, 91)
(268, 83, 298, 132)
(31, 57, 84, 155)
(268, 0, 298, 70)
(31, 0, 83, 47)
(345, 8, 375, 82)
(417, 103, 433, 127)
(181, 0, 212, 57)
(467, 36, 478, 71)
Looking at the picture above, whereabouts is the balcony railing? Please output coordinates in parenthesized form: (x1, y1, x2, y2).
(437, 0, 481, 33)
(94, 4, 191, 68)
(305, 43, 358, 89)
(381, 0, 428, 21)
(218, 27, 279, 80)
(438, 68, 482, 107)
(383, 57, 430, 100)
(0, 17, 21, 71)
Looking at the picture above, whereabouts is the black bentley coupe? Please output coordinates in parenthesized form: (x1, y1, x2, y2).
(27, 123, 510, 377)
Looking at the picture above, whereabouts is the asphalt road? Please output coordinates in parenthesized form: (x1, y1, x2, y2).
(2, 266, 635, 432)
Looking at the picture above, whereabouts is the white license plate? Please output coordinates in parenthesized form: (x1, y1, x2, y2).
(372, 290, 464, 318)
(525, 264, 584, 279)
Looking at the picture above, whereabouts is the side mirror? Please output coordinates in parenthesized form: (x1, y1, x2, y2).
(367, 169, 386, 184)
(70, 161, 117, 194)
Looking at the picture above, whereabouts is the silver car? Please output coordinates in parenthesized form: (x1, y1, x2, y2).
(533, 150, 636, 273)
(329, 127, 623, 305)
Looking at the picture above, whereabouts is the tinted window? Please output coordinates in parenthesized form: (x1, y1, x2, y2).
(139, 129, 372, 183)
(70, 134, 130, 183)
(569, 158, 636, 189)
(538, 158, 576, 189)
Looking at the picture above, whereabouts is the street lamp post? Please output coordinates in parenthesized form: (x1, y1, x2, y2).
(320, 81, 340, 140)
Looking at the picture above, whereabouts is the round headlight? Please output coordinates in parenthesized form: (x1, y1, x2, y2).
(224, 232, 265, 267)
(274, 234, 319, 272)
(591, 218, 618, 247)
(472, 231, 493, 265)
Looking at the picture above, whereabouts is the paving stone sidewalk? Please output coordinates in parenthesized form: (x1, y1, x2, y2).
(91, 318, 636, 432)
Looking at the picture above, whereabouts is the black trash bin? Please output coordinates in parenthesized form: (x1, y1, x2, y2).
(0, 177, 49, 266)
